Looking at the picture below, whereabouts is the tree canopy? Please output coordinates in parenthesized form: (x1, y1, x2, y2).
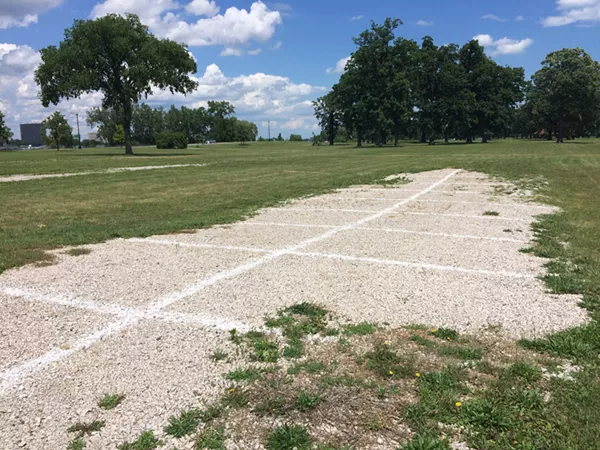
(35, 13, 198, 155)
(0, 110, 13, 144)
(42, 112, 73, 151)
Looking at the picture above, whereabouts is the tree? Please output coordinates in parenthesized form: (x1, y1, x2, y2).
(86, 107, 120, 145)
(313, 93, 340, 145)
(35, 13, 198, 155)
(276, 133, 284, 141)
(531, 48, 600, 143)
(0, 110, 13, 144)
(113, 125, 125, 146)
(42, 112, 73, 151)
(289, 134, 303, 141)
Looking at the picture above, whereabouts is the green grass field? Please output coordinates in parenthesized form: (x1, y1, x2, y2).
(2, 139, 600, 448)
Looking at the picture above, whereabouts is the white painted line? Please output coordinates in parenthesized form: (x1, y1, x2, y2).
(265, 207, 529, 222)
(401, 212, 529, 222)
(0, 164, 211, 183)
(240, 222, 528, 243)
(342, 188, 485, 194)
(0, 169, 461, 393)
(290, 251, 535, 279)
(0, 286, 253, 332)
(331, 197, 553, 210)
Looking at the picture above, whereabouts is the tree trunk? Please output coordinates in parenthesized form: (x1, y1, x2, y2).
(124, 101, 134, 155)
(557, 114, 565, 143)
(393, 118, 399, 147)
(466, 136, 473, 144)
(420, 131, 427, 143)
(357, 129, 362, 147)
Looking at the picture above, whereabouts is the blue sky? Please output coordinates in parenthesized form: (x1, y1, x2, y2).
(1, 0, 599, 140)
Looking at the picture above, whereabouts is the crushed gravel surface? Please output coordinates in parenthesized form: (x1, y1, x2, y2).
(0, 168, 589, 448)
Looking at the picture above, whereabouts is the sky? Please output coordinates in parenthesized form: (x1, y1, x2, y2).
(1, 0, 599, 140)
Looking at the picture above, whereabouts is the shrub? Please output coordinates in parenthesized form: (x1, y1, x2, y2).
(156, 131, 188, 149)
(290, 134, 303, 141)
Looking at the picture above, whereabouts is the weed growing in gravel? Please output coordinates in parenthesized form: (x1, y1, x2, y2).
(483, 211, 500, 216)
(67, 438, 86, 450)
(67, 420, 105, 438)
(343, 322, 378, 335)
(164, 408, 201, 438)
(118, 430, 161, 450)
(226, 367, 262, 383)
(429, 328, 457, 341)
(98, 393, 125, 410)
(399, 433, 450, 450)
(364, 342, 415, 378)
(282, 337, 304, 358)
(229, 329, 243, 345)
(410, 335, 436, 348)
(221, 386, 249, 408)
(288, 360, 327, 375)
(251, 336, 279, 362)
(266, 424, 312, 450)
(294, 392, 321, 411)
(210, 349, 228, 362)
(199, 403, 224, 423)
(195, 426, 226, 450)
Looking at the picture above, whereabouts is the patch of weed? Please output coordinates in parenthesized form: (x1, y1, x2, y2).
(164, 408, 201, 438)
(67, 420, 105, 438)
(64, 248, 92, 257)
(364, 342, 414, 378)
(67, 438, 86, 450)
(282, 337, 304, 359)
(429, 328, 457, 341)
(501, 361, 542, 384)
(226, 368, 262, 383)
(410, 335, 436, 348)
(343, 322, 378, 336)
(288, 360, 327, 375)
(483, 211, 500, 216)
(221, 387, 249, 409)
(251, 336, 279, 362)
(118, 431, 160, 450)
(399, 433, 451, 450)
(266, 424, 312, 450)
(199, 404, 224, 424)
(98, 393, 125, 410)
(285, 303, 327, 317)
(229, 329, 242, 345)
(294, 392, 321, 411)
(195, 426, 225, 450)
(210, 349, 228, 362)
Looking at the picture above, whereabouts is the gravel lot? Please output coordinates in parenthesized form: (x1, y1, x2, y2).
(0, 168, 589, 448)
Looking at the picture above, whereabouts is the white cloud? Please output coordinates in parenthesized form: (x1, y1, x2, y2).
(248, 48, 262, 55)
(481, 14, 506, 22)
(515, 15, 525, 21)
(350, 15, 364, 21)
(220, 47, 243, 56)
(473, 34, 534, 56)
(92, 0, 283, 48)
(416, 20, 433, 26)
(185, 0, 220, 16)
(271, 40, 283, 50)
(326, 56, 351, 74)
(0, 0, 62, 29)
(542, 0, 600, 26)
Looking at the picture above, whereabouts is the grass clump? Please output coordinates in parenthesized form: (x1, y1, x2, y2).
(410, 335, 436, 348)
(251, 336, 279, 363)
(226, 368, 262, 383)
(118, 431, 160, 450)
(164, 408, 201, 438)
(288, 360, 327, 375)
(253, 396, 287, 416)
(199, 403, 224, 423)
(294, 392, 321, 411)
(282, 337, 304, 359)
(67, 420, 105, 438)
(195, 426, 226, 450)
(266, 424, 312, 450)
(98, 393, 126, 410)
(64, 247, 92, 257)
(343, 322, 378, 336)
(483, 211, 500, 216)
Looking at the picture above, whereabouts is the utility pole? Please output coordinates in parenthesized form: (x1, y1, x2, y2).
(268, 120, 271, 142)
(75, 113, 82, 149)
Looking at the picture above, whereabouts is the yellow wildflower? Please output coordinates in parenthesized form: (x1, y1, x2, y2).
(415, 373, 421, 377)
(431, 329, 437, 333)
(388, 370, 393, 376)
(38, 224, 46, 228)
(229, 388, 236, 393)
(455, 402, 462, 407)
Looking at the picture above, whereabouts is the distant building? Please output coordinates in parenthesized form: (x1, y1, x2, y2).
(20, 123, 43, 146)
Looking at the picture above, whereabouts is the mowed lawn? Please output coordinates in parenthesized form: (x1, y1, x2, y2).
(2, 139, 600, 447)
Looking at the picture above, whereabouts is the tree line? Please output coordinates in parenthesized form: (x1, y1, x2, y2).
(86, 101, 258, 147)
(314, 18, 600, 146)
